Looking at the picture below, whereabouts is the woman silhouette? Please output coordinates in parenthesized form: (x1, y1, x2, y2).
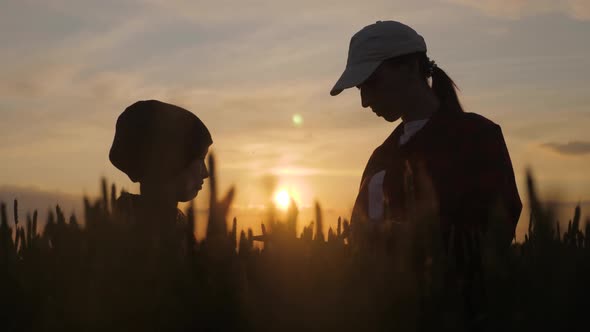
(109, 100, 212, 226)
(331, 20, 522, 328)
(331, 21, 522, 249)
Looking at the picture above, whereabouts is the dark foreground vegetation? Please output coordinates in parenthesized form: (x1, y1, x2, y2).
(1, 157, 589, 332)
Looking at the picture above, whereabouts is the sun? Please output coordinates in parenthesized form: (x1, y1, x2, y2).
(274, 189, 291, 210)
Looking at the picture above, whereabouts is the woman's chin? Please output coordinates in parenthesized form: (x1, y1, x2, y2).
(383, 112, 401, 122)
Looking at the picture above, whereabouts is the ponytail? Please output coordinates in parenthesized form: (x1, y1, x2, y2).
(386, 52, 465, 114)
(430, 64, 464, 113)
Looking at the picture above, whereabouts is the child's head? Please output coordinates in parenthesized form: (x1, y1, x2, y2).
(109, 100, 212, 202)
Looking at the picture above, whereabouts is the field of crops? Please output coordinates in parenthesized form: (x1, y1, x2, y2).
(1, 156, 589, 332)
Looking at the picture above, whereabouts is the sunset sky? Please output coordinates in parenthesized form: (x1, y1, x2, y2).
(1, 1, 589, 238)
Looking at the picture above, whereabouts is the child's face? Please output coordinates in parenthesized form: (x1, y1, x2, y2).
(174, 153, 209, 202)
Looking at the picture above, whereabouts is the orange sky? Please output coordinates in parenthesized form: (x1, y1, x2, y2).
(1, 1, 590, 240)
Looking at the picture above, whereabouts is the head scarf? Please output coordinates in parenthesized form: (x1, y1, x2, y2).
(109, 100, 212, 183)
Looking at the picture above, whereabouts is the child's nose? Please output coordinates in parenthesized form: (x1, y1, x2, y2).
(201, 163, 209, 179)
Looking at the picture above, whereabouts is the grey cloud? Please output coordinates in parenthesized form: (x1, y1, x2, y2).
(446, 0, 590, 21)
(542, 141, 590, 156)
(144, 0, 441, 24)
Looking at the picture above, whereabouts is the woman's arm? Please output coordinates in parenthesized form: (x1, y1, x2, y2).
(468, 124, 522, 245)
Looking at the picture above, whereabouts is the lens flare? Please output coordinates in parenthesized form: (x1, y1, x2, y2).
(292, 114, 304, 127)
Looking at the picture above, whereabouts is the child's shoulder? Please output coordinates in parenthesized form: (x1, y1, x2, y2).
(115, 192, 140, 212)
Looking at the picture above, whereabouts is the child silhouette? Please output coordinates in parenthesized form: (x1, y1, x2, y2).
(109, 100, 212, 226)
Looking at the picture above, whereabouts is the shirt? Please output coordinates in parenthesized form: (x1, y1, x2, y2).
(368, 118, 429, 220)
(351, 108, 522, 247)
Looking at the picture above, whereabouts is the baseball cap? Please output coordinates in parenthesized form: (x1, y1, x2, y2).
(330, 20, 427, 96)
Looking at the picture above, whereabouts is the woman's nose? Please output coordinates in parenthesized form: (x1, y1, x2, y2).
(360, 88, 370, 108)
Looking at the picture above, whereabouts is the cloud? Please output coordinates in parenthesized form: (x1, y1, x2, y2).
(542, 141, 590, 156)
(268, 167, 359, 177)
(142, 0, 445, 24)
(570, 0, 590, 20)
(446, 0, 590, 20)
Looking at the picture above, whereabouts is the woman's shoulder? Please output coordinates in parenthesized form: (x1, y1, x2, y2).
(450, 111, 501, 137)
(459, 111, 499, 127)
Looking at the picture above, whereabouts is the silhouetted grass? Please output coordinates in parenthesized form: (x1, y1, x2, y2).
(0, 158, 588, 332)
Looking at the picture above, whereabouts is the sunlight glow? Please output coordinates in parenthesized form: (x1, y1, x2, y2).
(274, 189, 291, 210)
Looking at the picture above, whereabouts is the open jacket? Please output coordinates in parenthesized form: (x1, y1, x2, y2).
(351, 108, 522, 246)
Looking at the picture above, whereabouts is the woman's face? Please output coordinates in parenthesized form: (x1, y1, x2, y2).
(174, 152, 209, 202)
(357, 59, 421, 122)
